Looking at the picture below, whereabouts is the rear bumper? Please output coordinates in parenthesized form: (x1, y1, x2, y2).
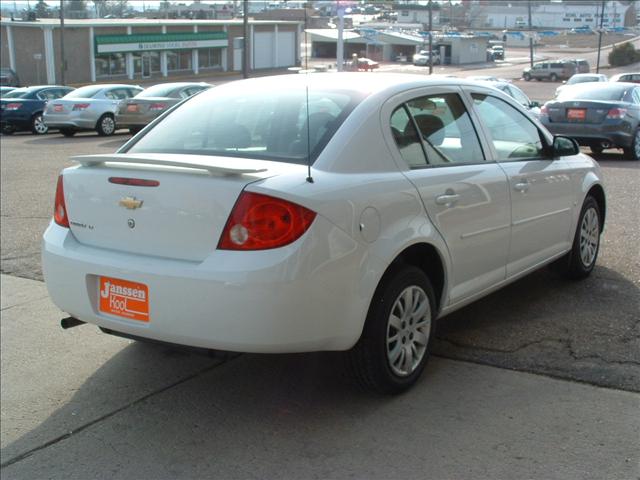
(42, 218, 369, 353)
(542, 120, 635, 148)
(115, 112, 158, 128)
(0, 111, 31, 130)
(43, 112, 98, 130)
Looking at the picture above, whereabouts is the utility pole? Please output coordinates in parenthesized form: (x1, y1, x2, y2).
(527, 0, 533, 68)
(242, 0, 249, 78)
(596, 0, 605, 73)
(428, 0, 433, 75)
(337, 2, 344, 71)
(59, 0, 66, 85)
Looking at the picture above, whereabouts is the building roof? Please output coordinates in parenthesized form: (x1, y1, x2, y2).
(0, 18, 301, 28)
(305, 28, 363, 42)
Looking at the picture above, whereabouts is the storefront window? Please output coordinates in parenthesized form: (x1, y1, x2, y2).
(167, 50, 193, 71)
(95, 53, 126, 78)
(132, 51, 161, 77)
(198, 48, 222, 69)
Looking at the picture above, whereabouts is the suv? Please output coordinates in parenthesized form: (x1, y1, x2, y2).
(563, 58, 590, 73)
(523, 61, 576, 82)
(412, 50, 441, 66)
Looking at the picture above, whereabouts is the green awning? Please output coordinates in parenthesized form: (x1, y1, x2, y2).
(95, 31, 228, 54)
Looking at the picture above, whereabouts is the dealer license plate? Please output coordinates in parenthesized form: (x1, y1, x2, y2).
(98, 276, 149, 322)
(567, 108, 586, 120)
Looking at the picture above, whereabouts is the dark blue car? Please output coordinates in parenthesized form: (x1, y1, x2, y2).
(1, 85, 74, 135)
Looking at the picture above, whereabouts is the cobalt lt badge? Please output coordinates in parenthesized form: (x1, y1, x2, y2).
(128, 218, 135, 229)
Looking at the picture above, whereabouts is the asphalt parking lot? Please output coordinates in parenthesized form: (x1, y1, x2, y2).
(1, 68, 639, 478)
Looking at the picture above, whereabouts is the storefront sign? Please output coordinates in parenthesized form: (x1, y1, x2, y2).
(95, 32, 228, 54)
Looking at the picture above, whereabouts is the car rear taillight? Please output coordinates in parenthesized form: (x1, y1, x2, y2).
(606, 108, 627, 119)
(73, 103, 90, 111)
(218, 192, 316, 250)
(540, 105, 549, 117)
(149, 103, 167, 111)
(5, 103, 22, 110)
(54, 175, 69, 228)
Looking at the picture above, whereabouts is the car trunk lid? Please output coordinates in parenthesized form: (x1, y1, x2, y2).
(546, 100, 626, 124)
(62, 153, 299, 262)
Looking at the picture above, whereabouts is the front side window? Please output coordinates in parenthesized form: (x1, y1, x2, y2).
(126, 86, 364, 165)
(391, 93, 484, 166)
(472, 93, 545, 162)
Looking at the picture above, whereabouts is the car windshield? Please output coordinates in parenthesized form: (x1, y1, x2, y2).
(126, 85, 365, 164)
(557, 85, 629, 101)
(3, 88, 30, 98)
(136, 84, 181, 98)
(64, 86, 104, 98)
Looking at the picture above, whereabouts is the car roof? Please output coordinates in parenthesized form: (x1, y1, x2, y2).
(215, 73, 499, 97)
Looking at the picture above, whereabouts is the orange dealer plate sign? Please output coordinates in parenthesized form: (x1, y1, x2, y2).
(99, 276, 149, 322)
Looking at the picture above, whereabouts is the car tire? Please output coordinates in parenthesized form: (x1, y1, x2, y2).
(31, 113, 48, 135)
(590, 145, 604, 156)
(550, 73, 558, 82)
(622, 129, 640, 161)
(551, 196, 601, 280)
(523, 73, 531, 81)
(346, 265, 436, 394)
(96, 114, 116, 136)
(60, 128, 76, 137)
(129, 127, 142, 135)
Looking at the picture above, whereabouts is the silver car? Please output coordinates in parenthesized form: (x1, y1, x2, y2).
(116, 82, 212, 134)
(44, 84, 143, 137)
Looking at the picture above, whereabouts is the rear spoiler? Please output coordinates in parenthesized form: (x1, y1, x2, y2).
(71, 154, 268, 176)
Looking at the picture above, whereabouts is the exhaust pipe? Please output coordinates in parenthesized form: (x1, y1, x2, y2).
(600, 141, 611, 149)
(60, 316, 86, 329)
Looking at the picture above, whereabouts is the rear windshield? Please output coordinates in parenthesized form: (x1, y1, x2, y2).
(126, 85, 364, 164)
(64, 86, 103, 98)
(557, 85, 629, 101)
(136, 84, 180, 98)
(568, 76, 601, 84)
(3, 88, 30, 98)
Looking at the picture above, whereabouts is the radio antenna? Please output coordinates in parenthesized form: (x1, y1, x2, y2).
(304, 5, 313, 183)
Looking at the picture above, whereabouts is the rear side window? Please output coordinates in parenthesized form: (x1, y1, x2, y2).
(390, 93, 484, 167)
(127, 86, 364, 164)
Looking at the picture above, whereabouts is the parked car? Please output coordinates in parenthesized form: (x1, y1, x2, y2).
(490, 45, 504, 60)
(44, 84, 143, 137)
(523, 61, 576, 82)
(0, 85, 74, 135)
(42, 74, 605, 394)
(354, 57, 379, 71)
(555, 73, 607, 97)
(0, 68, 20, 87)
(413, 50, 440, 66)
(610, 72, 640, 84)
(0, 86, 17, 98)
(563, 58, 590, 73)
(116, 82, 212, 134)
(477, 80, 541, 116)
(540, 82, 640, 159)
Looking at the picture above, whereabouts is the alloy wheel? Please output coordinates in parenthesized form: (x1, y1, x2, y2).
(386, 286, 431, 377)
(579, 207, 599, 267)
(102, 116, 115, 135)
(33, 115, 48, 134)
(634, 131, 640, 159)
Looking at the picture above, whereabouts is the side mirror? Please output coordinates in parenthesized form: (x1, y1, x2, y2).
(529, 100, 540, 108)
(553, 135, 579, 157)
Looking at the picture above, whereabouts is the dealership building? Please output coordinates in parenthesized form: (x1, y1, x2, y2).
(0, 18, 302, 86)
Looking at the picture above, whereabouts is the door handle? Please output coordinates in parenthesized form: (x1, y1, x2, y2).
(514, 181, 529, 192)
(435, 193, 460, 206)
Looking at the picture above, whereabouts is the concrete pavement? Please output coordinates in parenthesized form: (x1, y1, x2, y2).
(1, 274, 638, 479)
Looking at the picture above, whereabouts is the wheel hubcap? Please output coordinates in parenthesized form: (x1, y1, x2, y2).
(34, 116, 47, 134)
(634, 131, 640, 159)
(102, 117, 115, 134)
(386, 286, 431, 377)
(579, 207, 599, 267)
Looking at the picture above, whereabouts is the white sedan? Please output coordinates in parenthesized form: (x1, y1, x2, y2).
(43, 74, 605, 393)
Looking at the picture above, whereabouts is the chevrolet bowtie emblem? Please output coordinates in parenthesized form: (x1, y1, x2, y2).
(119, 197, 143, 210)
